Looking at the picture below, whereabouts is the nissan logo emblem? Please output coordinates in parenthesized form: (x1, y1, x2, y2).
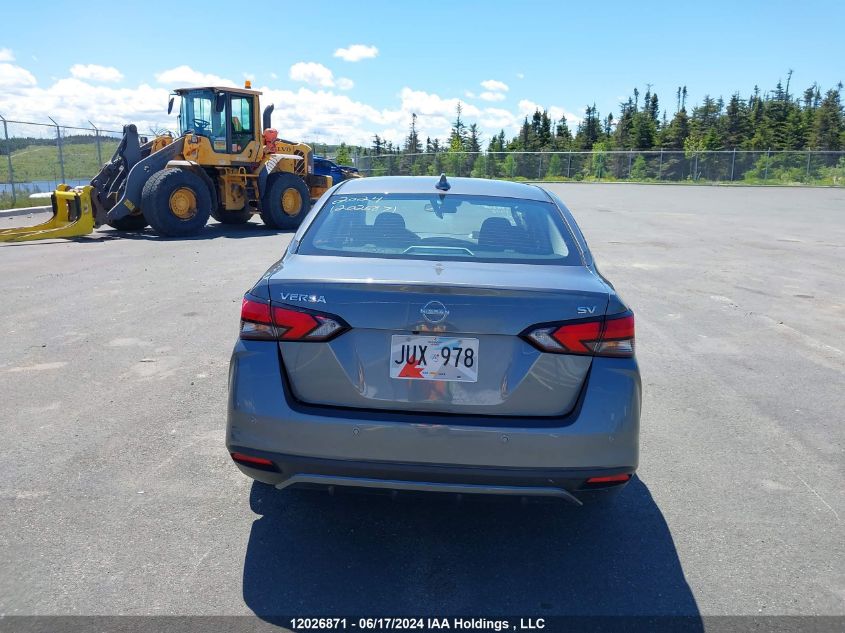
(420, 301, 449, 324)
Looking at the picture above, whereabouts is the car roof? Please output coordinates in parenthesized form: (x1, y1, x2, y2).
(336, 176, 552, 202)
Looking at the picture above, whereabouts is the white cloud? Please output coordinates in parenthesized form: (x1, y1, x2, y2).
(464, 91, 476, 99)
(479, 91, 506, 102)
(0, 58, 580, 150)
(0, 76, 171, 134)
(70, 64, 123, 82)
(398, 88, 480, 119)
(333, 44, 378, 62)
(154, 65, 235, 87)
(478, 108, 514, 130)
(336, 77, 354, 90)
(289, 62, 335, 87)
(480, 79, 509, 92)
(0, 62, 37, 93)
(0, 48, 14, 62)
(270, 72, 278, 80)
(248, 86, 500, 146)
(516, 73, 524, 80)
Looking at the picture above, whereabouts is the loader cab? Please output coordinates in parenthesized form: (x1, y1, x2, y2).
(172, 86, 262, 155)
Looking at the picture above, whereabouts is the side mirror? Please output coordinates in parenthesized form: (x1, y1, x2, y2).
(167, 97, 174, 115)
(215, 93, 226, 113)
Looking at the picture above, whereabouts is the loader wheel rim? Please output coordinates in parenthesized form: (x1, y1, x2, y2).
(169, 187, 198, 220)
(281, 188, 303, 216)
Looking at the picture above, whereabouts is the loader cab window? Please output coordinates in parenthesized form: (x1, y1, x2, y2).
(230, 95, 254, 152)
(178, 89, 226, 151)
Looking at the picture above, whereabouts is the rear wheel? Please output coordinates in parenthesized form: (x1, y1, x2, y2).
(212, 208, 252, 225)
(260, 173, 311, 230)
(107, 213, 148, 232)
(142, 168, 212, 237)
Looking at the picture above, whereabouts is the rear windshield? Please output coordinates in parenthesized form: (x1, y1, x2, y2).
(297, 193, 583, 266)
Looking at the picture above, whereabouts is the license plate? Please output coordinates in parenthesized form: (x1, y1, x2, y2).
(390, 335, 479, 382)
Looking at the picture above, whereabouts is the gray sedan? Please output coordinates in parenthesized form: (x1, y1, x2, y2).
(226, 175, 641, 505)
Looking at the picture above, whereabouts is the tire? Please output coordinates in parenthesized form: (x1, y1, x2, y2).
(260, 173, 311, 230)
(107, 213, 148, 232)
(212, 208, 252, 225)
(142, 168, 212, 237)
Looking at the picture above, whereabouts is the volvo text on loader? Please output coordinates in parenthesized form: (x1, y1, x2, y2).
(0, 83, 333, 241)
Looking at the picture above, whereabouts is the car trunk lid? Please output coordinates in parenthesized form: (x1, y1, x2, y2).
(269, 255, 610, 416)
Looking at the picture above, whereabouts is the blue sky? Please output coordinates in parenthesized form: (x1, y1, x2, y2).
(1, 0, 843, 145)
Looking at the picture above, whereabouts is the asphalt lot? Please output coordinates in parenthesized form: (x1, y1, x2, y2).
(0, 183, 843, 621)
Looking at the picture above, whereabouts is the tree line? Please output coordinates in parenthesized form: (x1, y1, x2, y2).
(336, 75, 844, 183)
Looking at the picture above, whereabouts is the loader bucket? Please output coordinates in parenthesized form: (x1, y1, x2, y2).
(0, 185, 95, 242)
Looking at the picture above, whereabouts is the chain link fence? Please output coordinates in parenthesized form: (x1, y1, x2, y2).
(355, 150, 845, 187)
(0, 116, 144, 210)
(3, 115, 845, 211)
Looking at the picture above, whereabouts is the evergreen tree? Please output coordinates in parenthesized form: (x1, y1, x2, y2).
(546, 153, 563, 178)
(403, 113, 422, 154)
(723, 94, 749, 148)
(335, 142, 351, 165)
(811, 86, 843, 151)
(467, 123, 482, 154)
(575, 104, 603, 149)
(448, 102, 468, 150)
(554, 116, 572, 149)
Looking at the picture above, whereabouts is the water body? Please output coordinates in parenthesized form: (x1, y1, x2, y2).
(0, 179, 90, 195)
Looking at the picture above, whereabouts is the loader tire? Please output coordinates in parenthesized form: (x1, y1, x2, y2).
(212, 208, 252, 225)
(260, 173, 311, 230)
(107, 213, 149, 232)
(142, 168, 212, 237)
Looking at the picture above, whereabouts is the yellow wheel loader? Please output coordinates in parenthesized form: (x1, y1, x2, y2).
(0, 83, 333, 241)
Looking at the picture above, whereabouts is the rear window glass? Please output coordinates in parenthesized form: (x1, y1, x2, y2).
(297, 193, 582, 266)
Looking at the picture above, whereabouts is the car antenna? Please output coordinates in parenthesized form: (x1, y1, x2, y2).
(435, 173, 451, 191)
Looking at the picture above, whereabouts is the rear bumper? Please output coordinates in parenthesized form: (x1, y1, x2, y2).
(229, 450, 636, 504)
(226, 340, 641, 497)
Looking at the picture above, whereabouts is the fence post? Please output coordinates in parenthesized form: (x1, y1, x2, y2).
(48, 116, 66, 184)
(806, 151, 812, 180)
(538, 153, 543, 179)
(0, 114, 16, 207)
(658, 149, 663, 180)
(763, 149, 770, 181)
(88, 120, 102, 167)
(567, 151, 572, 178)
(730, 148, 736, 181)
(627, 150, 633, 179)
(694, 153, 699, 181)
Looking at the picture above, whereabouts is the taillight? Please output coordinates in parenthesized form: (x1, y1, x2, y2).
(240, 297, 275, 340)
(586, 473, 632, 484)
(240, 295, 348, 342)
(272, 305, 346, 340)
(522, 311, 635, 357)
(230, 452, 276, 470)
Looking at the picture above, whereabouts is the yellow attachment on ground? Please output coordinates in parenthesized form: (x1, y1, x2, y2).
(0, 185, 95, 242)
